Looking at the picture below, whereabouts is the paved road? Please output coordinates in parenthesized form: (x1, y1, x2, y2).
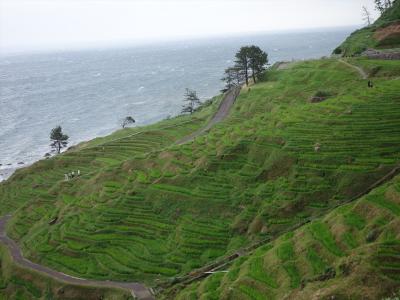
(339, 59, 368, 79)
(0, 215, 154, 300)
(176, 86, 241, 145)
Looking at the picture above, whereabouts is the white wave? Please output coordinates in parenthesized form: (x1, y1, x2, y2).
(132, 101, 146, 105)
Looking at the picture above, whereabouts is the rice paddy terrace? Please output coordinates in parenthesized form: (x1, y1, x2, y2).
(0, 57, 399, 299)
(173, 174, 400, 300)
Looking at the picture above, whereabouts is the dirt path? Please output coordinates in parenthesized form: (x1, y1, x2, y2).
(275, 61, 295, 70)
(339, 59, 368, 79)
(176, 86, 241, 145)
(0, 215, 154, 300)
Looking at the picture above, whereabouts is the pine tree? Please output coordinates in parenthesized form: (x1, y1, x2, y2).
(235, 46, 251, 86)
(181, 88, 201, 115)
(50, 126, 69, 154)
(375, 0, 394, 13)
(121, 116, 135, 128)
(234, 46, 268, 85)
(375, 0, 385, 13)
(221, 66, 243, 92)
(248, 46, 268, 84)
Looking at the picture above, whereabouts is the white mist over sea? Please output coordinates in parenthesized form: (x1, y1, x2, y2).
(0, 28, 354, 181)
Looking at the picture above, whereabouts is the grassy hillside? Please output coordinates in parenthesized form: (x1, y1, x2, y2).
(172, 174, 400, 300)
(335, 0, 400, 56)
(0, 95, 223, 214)
(0, 56, 399, 296)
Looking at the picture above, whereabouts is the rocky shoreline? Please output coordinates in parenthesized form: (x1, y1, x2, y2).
(0, 161, 28, 182)
(0, 166, 16, 182)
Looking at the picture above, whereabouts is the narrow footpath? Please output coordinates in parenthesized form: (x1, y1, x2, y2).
(339, 58, 368, 79)
(0, 86, 242, 299)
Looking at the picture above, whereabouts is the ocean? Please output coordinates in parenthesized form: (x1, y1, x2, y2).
(0, 27, 355, 181)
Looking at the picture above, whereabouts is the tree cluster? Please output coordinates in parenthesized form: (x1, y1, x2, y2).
(222, 45, 268, 91)
(374, 0, 395, 13)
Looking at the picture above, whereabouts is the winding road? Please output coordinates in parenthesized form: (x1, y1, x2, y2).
(176, 86, 241, 145)
(0, 215, 154, 299)
(0, 86, 242, 299)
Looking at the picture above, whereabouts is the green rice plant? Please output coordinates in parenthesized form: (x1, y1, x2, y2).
(9, 276, 42, 298)
(306, 247, 328, 275)
(341, 231, 359, 249)
(367, 194, 400, 216)
(309, 222, 344, 257)
(282, 262, 301, 288)
(248, 257, 278, 288)
(238, 284, 267, 300)
(343, 211, 366, 230)
(276, 241, 295, 261)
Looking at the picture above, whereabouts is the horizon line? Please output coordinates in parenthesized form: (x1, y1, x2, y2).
(0, 24, 359, 57)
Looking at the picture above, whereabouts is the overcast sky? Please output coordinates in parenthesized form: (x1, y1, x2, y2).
(0, 0, 379, 54)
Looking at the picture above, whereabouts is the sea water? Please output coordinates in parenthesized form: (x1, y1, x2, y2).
(0, 27, 355, 181)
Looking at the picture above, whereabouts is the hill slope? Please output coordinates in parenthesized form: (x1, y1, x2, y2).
(335, 0, 400, 56)
(0, 55, 399, 298)
(172, 174, 400, 300)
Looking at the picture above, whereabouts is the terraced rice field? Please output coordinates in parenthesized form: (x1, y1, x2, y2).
(0, 245, 133, 300)
(174, 174, 400, 300)
(0, 58, 399, 291)
(0, 97, 222, 214)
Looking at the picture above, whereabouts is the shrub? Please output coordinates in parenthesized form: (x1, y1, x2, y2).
(333, 47, 342, 55)
(314, 90, 331, 98)
(369, 66, 382, 77)
(366, 228, 380, 243)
